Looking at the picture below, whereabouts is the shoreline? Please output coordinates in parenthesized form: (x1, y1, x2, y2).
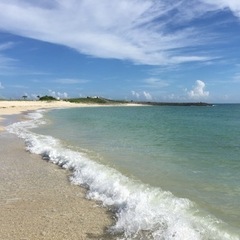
(0, 101, 118, 239)
(0, 100, 143, 131)
(2, 101, 239, 239)
(0, 100, 80, 131)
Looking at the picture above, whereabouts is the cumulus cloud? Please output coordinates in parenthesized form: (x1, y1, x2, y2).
(48, 89, 68, 99)
(188, 80, 209, 99)
(0, 0, 220, 66)
(143, 91, 153, 101)
(131, 91, 140, 99)
(20, 92, 43, 100)
(131, 90, 153, 101)
(30, 93, 39, 100)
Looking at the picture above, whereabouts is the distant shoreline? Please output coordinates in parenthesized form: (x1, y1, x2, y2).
(0, 100, 143, 131)
(138, 101, 213, 106)
(0, 99, 213, 131)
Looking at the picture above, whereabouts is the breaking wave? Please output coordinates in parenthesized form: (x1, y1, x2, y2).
(6, 110, 239, 240)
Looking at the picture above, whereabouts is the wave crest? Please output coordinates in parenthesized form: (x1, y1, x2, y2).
(6, 110, 238, 240)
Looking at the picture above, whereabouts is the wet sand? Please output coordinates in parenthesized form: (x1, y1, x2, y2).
(0, 131, 114, 240)
(0, 100, 143, 239)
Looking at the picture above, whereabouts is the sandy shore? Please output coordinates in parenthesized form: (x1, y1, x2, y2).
(0, 132, 114, 239)
(0, 101, 119, 239)
(0, 100, 78, 131)
(0, 100, 142, 131)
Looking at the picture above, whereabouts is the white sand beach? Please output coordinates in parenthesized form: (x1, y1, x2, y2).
(0, 100, 141, 131)
(0, 100, 118, 239)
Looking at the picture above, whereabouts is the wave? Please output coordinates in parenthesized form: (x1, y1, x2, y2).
(6, 110, 239, 240)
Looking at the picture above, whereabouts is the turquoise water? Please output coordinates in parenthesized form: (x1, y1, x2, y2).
(8, 105, 240, 239)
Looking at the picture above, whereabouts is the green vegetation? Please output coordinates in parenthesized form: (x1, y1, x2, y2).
(0, 95, 213, 107)
(65, 97, 212, 106)
(66, 97, 128, 104)
(39, 95, 57, 101)
(0, 94, 213, 107)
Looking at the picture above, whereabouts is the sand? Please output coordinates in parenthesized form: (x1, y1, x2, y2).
(0, 101, 119, 239)
(0, 100, 79, 131)
(0, 100, 142, 131)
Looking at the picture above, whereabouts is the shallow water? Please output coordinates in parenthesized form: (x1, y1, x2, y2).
(7, 105, 240, 239)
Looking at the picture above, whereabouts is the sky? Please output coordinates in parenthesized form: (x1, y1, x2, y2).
(0, 0, 240, 103)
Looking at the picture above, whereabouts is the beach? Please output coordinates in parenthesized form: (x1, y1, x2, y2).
(0, 100, 78, 131)
(0, 101, 116, 240)
(1, 101, 240, 239)
(0, 100, 141, 131)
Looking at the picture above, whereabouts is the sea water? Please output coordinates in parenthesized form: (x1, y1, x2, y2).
(7, 105, 240, 239)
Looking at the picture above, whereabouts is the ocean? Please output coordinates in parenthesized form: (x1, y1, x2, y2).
(7, 104, 240, 239)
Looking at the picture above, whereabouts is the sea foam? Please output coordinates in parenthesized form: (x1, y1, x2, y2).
(6, 110, 239, 240)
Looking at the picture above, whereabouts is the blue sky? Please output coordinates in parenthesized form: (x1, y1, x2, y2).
(0, 0, 240, 102)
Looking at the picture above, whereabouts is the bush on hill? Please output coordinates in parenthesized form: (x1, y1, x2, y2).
(38, 95, 57, 101)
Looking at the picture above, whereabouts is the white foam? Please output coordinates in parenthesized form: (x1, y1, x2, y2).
(6, 111, 239, 240)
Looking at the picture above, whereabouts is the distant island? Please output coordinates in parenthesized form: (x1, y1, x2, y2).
(36, 95, 213, 106)
(138, 101, 213, 106)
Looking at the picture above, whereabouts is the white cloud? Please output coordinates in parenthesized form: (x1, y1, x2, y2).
(143, 91, 153, 101)
(48, 90, 55, 96)
(30, 94, 39, 100)
(58, 92, 68, 99)
(0, 0, 218, 66)
(19, 92, 43, 100)
(202, 0, 240, 17)
(187, 80, 209, 100)
(0, 82, 4, 89)
(48, 89, 68, 99)
(131, 91, 140, 99)
(131, 90, 153, 101)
